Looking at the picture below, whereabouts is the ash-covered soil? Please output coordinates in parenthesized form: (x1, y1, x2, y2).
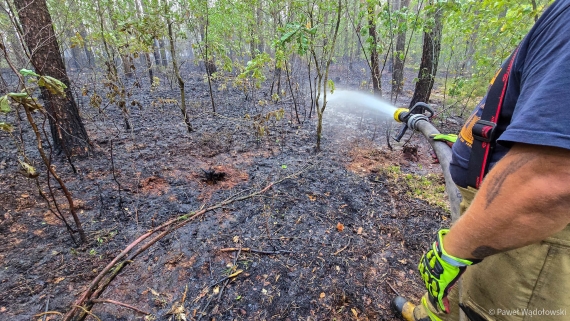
(0, 63, 453, 321)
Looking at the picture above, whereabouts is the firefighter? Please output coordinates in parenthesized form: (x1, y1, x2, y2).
(394, 1, 570, 320)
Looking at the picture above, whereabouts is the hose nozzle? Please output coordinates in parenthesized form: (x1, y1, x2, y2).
(393, 108, 410, 123)
(391, 102, 435, 142)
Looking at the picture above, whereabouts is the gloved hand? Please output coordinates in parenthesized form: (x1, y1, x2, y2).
(418, 229, 480, 313)
(430, 133, 457, 147)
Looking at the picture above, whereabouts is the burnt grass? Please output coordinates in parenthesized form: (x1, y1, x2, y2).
(0, 62, 452, 320)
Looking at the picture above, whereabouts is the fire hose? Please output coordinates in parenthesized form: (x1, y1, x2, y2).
(392, 102, 465, 321)
(393, 102, 461, 219)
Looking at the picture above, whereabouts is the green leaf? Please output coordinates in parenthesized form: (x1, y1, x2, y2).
(297, 33, 308, 55)
(38, 76, 67, 97)
(280, 27, 300, 44)
(7, 92, 28, 99)
(0, 95, 11, 113)
(19, 69, 39, 77)
(18, 159, 39, 178)
(0, 122, 13, 132)
(281, 164, 287, 169)
(328, 79, 335, 94)
(7, 92, 43, 111)
(307, 25, 318, 35)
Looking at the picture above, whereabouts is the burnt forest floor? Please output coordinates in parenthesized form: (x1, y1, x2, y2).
(0, 62, 462, 321)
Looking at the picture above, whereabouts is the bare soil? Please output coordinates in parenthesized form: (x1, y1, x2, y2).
(0, 62, 455, 321)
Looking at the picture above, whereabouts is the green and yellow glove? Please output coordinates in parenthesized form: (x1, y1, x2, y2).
(418, 229, 480, 313)
(430, 133, 457, 143)
(430, 134, 457, 148)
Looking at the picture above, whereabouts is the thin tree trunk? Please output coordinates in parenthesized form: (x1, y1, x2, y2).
(203, 6, 216, 113)
(392, 0, 409, 95)
(284, 61, 299, 124)
(134, 0, 154, 85)
(256, 1, 264, 53)
(368, 2, 381, 96)
(67, 30, 84, 70)
(95, 0, 118, 81)
(409, 1, 443, 107)
(145, 53, 154, 85)
(166, 10, 192, 133)
(5, 2, 29, 67)
(79, 24, 95, 68)
(14, 0, 90, 157)
(159, 38, 168, 67)
(108, 0, 133, 78)
(153, 38, 161, 66)
(460, 3, 480, 74)
(270, 66, 281, 97)
(348, 1, 358, 71)
(314, 0, 342, 151)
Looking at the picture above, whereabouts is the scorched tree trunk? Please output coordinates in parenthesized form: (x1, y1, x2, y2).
(409, 2, 443, 108)
(14, 0, 90, 157)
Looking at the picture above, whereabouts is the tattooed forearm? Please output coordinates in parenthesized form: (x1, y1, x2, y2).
(471, 245, 502, 259)
(484, 155, 537, 209)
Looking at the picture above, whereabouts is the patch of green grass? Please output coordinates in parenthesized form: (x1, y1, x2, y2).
(380, 165, 449, 210)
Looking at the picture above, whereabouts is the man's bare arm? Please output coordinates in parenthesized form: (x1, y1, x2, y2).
(443, 143, 570, 260)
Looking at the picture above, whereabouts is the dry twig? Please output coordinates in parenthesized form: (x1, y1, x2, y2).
(73, 305, 101, 321)
(219, 247, 291, 255)
(386, 280, 401, 296)
(91, 299, 150, 315)
(33, 311, 63, 318)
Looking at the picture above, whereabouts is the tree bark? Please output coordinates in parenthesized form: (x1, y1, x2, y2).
(79, 24, 95, 68)
(108, 0, 133, 78)
(153, 38, 162, 66)
(368, 3, 381, 97)
(166, 8, 192, 133)
(256, 0, 264, 54)
(67, 30, 84, 70)
(159, 38, 168, 67)
(392, 0, 410, 95)
(200, 29, 217, 76)
(14, 0, 90, 157)
(134, 0, 154, 84)
(409, 2, 443, 108)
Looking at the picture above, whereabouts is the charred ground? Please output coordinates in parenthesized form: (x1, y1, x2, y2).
(0, 63, 456, 321)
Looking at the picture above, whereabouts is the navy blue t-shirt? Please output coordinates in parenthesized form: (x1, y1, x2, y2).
(450, 0, 570, 188)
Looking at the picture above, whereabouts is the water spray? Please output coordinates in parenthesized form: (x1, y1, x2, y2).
(327, 91, 461, 217)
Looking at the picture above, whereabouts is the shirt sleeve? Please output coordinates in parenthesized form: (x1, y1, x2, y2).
(497, 10, 570, 150)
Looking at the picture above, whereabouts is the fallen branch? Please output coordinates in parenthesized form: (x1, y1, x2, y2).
(219, 247, 291, 255)
(63, 164, 313, 321)
(91, 299, 150, 315)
